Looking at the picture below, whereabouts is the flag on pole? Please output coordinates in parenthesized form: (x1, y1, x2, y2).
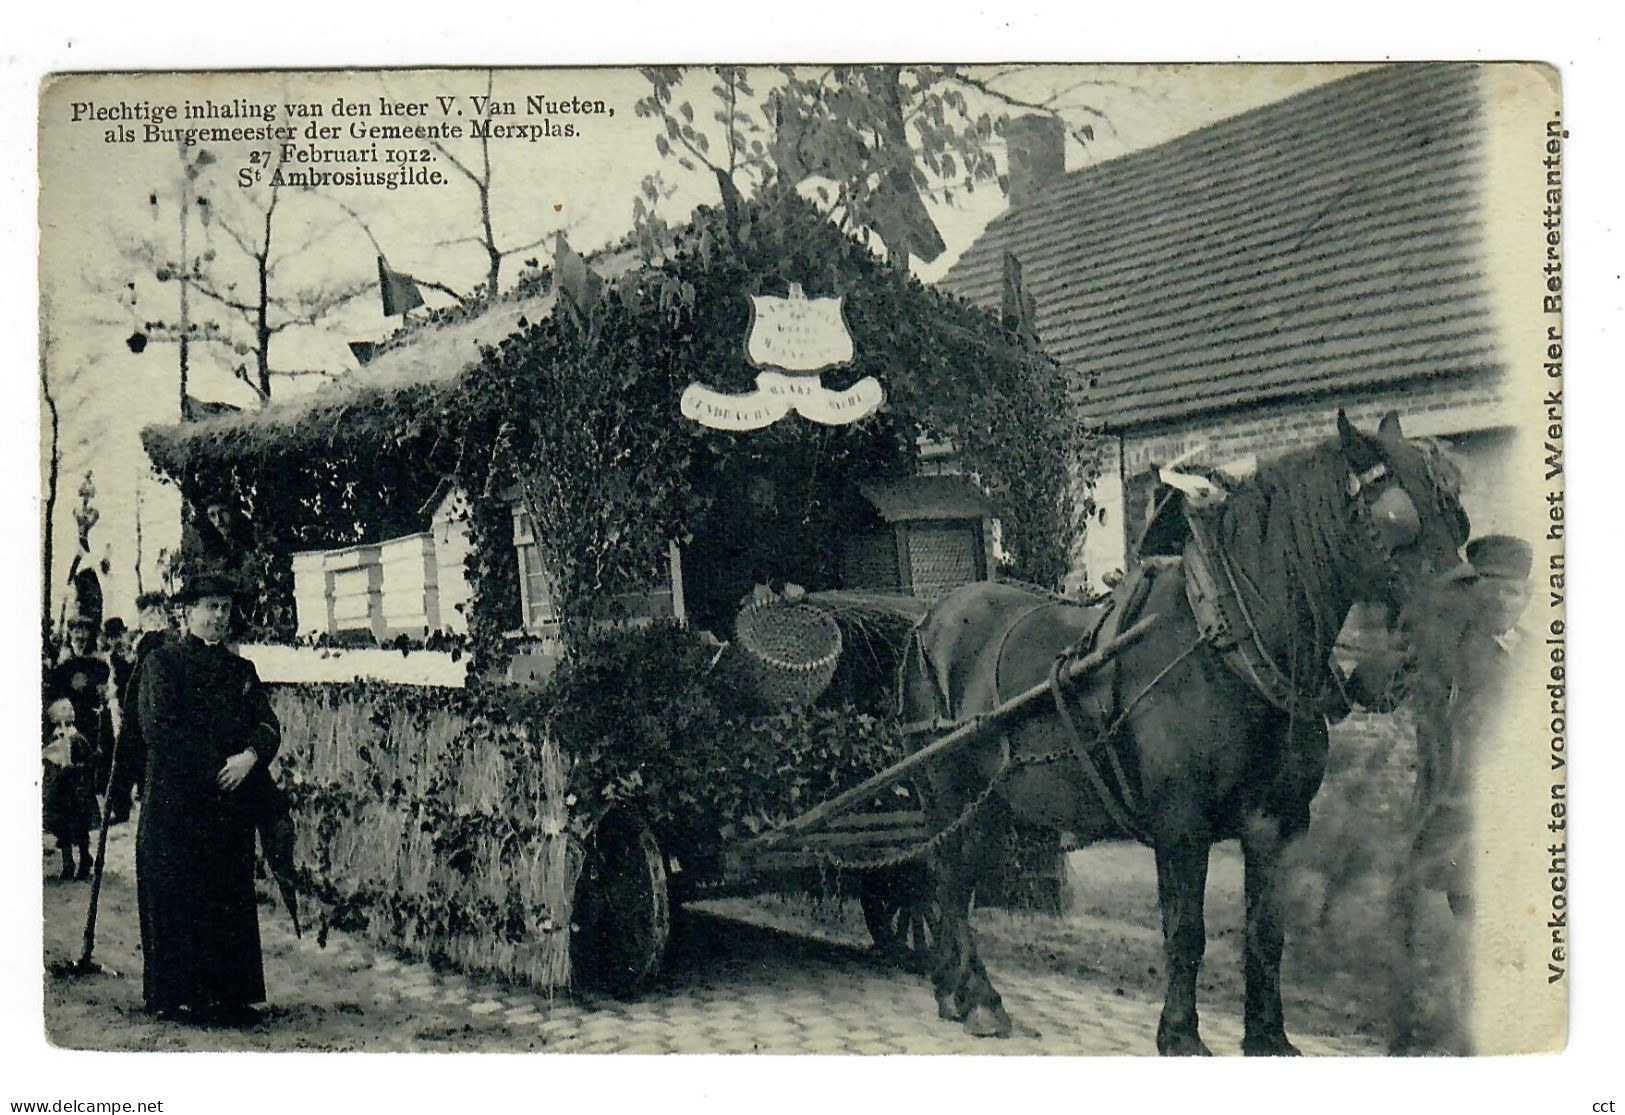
(377, 256, 424, 317)
(553, 233, 602, 318)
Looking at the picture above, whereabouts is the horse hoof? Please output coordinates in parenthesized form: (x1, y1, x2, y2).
(937, 994, 965, 1022)
(1157, 1031, 1212, 1057)
(963, 1004, 1013, 1038)
(1242, 1035, 1302, 1057)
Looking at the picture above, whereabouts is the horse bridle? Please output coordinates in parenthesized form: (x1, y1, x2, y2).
(1182, 454, 1434, 723)
(1345, 459, 1428, 589)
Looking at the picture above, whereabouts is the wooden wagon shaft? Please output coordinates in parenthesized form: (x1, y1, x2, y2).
(818, 810, 928, 832)
(721, 812, 931, 882)
(740, 613, 1161, 851)
(777, 823, 932, 850)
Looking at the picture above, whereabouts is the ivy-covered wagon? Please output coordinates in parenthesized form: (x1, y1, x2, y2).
(138, 189, 1082, 995)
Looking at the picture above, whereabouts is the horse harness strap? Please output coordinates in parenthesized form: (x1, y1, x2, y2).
(898, 571, 1163, 846)
(1044, 562, 1162, 845)
(1180, 485, 1365, 722)
(1048, 654, 1148, 844)
(989, 596, 1144, 838)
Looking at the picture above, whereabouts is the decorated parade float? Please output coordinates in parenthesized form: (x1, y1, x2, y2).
(139, 188, 1084, 994)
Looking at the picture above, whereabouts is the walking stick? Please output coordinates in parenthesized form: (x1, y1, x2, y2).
(51, 721, 122, 979)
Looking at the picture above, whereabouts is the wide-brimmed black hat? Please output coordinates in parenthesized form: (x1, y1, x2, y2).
(1465, 535, 1533, 581)
(173, 571, 248, 604)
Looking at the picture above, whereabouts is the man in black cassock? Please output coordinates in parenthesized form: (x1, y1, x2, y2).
(125, 572, 280, 1026)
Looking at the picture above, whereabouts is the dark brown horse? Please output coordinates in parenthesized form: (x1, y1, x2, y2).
(898, 413, 1468, 1055)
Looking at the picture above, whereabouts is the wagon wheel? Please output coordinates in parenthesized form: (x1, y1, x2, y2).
(571, 811, 670, 999)
(860, 864, 938, 974)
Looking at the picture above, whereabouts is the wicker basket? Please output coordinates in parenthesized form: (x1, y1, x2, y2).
(734, 600, 843, 708)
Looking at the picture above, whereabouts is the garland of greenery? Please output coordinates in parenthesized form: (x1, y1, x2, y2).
(274, 622, 914, 976)
(142, 188, 1085, 657)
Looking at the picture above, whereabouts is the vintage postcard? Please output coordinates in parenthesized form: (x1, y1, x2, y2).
(36, 62, 1564, 1059)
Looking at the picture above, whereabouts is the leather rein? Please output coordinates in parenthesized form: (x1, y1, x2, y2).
(1045, 460, 1403, 841)
(899, 461, 1409, 848)
(1182, 461, 1397, 720)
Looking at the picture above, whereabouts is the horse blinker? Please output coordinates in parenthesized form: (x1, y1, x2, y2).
(1369, 485, 1421, 550)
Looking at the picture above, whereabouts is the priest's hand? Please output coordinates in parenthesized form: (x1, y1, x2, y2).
(217, 749, 258, 792)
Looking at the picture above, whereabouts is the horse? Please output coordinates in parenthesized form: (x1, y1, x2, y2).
(897, 412, 1469, 1055)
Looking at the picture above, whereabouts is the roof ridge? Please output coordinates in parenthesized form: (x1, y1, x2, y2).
(935, 63, 1499, 431)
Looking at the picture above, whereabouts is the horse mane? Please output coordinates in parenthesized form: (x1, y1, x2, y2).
(1214, 438, 1363, 689)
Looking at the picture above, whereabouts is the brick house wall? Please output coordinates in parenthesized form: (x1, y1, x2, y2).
(1078, 373, 1512, 588)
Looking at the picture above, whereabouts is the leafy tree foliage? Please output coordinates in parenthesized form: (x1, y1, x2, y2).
(634, 65, 1101, 265)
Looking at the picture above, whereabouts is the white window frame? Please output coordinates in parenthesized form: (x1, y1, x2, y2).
(512, 507, 559, 633)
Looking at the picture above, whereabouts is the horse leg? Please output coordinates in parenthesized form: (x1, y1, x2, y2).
(1240, 812, 1301, 1055)
(928, 802, 1013, 1037)
(955, 807, 1015, 1037)
(926, 791, 972, 1022)
(1154, 837, 1212, 1056)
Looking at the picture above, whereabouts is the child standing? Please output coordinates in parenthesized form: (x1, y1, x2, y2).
(43, 698, 98, 880)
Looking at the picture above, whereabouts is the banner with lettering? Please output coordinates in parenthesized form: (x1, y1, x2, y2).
(682, 282, 883, 429)
(680, 371, 884, 431)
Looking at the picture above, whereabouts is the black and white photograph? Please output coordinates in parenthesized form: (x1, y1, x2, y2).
(20, 48, 1586, 1095)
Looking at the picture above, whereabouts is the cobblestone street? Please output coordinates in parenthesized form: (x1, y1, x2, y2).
(43, 822, 1376, 1055)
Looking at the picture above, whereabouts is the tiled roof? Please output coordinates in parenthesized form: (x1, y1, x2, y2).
(857, 475, 999, 522)
(939, 64, 1500, 431)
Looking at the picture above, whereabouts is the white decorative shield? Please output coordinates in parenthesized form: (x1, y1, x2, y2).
(681, 283, 881, 430)
(745, 283, 854, 373)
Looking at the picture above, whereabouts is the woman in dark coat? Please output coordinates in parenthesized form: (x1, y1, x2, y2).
(126, 574, 280, 1025)
(45, 618, 116, 797)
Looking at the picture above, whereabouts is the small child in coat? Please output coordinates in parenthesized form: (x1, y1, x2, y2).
(43, 698, 98, 881)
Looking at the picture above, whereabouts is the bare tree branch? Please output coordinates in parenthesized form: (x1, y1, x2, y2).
(431, 139, 483, 188)
(498, 234, 556, 260)
(419, 278, 466, 302)
(230, 363, 270, 401)
(314, 194, 386, 256)
(268, 212, 347, 273)
(209, 210, 263, 260)
(188, 278, 259, 316)
(940, 67, 1111, 143)
(264, 280, 373, 333)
